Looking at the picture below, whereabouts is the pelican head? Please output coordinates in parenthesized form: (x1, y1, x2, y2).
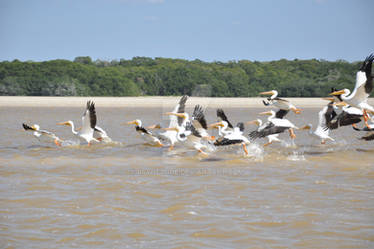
(57, 121, 73, 126)
(126, 119, 141, 126)
(259, 90, 278, 99)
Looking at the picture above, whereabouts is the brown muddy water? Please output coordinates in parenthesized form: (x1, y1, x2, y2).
(1, 105, 374, 248)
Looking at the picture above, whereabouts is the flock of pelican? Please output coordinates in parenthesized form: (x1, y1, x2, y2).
(23, 54, 374, 155)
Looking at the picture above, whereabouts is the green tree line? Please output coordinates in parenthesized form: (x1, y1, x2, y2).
(0, 56, 361, 97)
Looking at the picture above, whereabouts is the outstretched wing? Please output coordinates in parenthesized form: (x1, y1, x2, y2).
(81, 101, 96, 135)
(216, 109, 233, 128)
(351, 53, 374, 103)
(249, 123, 288, 140)
(192, 105, 208, 130)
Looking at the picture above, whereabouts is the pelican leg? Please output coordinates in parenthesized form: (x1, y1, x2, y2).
(263, 141, 272, 147)
(157, 141, 164, 147)
(198, 149, 208, 156)
(292, 108, 302, 114)
(242, 143, 249, 155)
(54, 139, 61, 146)
(168, 145, 174, 151)
(321, 139, 326, 144)
(363, 110, 370, 128)
(289, 128, 296, 139)
(352, 123, 358, 129)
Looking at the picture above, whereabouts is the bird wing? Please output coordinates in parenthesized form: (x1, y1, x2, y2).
(192, 105, 208, 131)
(81, 101, 96, 135)
(349, 54, 374, 103)
(236, 122, 245, 132)
(249, 123, 288, 140)
(275, 109, 289, 119)
(94, 126, 108, 137)
(216, 109, 233, 128)
(177, 95, 188, 126)
(168, 95, 188, 128)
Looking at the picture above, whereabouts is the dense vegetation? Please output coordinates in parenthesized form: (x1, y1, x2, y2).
(0, 56, 361, 97)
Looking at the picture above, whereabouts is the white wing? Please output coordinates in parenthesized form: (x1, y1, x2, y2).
(349, 71, 369, 104)
(271, 118, 296, 128)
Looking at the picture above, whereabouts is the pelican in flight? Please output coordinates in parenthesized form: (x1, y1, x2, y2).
(22, 123, 62, 146)
(210, 109, 250, 155)
(57, 101, 99, 145)
(126, 119, 163, 146)
(155, 95, 189, 150)
(246, 119, 281, 146)
(330, 53, 374, 127)
(171, 105, 214, 154)
(249, 110, 298, 143)
(300, 102, 335, 144)
(260, 90, 301, 114)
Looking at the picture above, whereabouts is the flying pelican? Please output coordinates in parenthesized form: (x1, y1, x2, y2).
(57, 101, 99, 145)
(172, 105, 214, 154)
(330, 53, 374, 127)
(209, 109, 234, 137)
(249, 110, 298, 143)
(22, 123, 62, 146)
(209, 109, 250, 155)
(260, 90, 302, 114)
(126, 119, 163, 146)
(246, 119, 282, 146)
(299, 103, 335, 144)
(326, 101, 365, 130)
(155, 95, 188, 150)
(211, 121, 250, 155)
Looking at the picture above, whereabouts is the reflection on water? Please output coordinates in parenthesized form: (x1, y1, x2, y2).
(1, 106, 374, 248)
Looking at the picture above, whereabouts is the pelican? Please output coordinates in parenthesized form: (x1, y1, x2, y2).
(324, 101, 365, 130)
(260, 90, 301, 114)
(173, 105, 214, 154)
(249, 110, 298, 142)
(246, 119, 281, 146)
(126, 119, 163, 146)
(209, 109, 234, 136)
(299, 103, 335, 144)
(211, 121, 250, 155)
(57, 101, 99, 145)
(22, 123, 62, 146)
(330, 53, 374, 127)
(156, 95, 188, 150)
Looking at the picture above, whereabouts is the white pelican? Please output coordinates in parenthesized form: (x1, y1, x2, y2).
(246, 119, 281, 146)
(209, 109, 234, 137)
(300, 103, 335, 144)
(170, 105, 214, 154)
(156, 95, 188, 150)
(22, 123, 62, 146)
(211, 121, 250, 155)
(57, 101, 99, 145)
(249, 110, 298, 142)
(260, 90, 301, 114)
(126, 119, 163, 146)
(330, 54, 374, 127)
(326, 101, 364, 130)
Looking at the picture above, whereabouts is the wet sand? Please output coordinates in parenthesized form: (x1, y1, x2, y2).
(2, 96, 373, 108)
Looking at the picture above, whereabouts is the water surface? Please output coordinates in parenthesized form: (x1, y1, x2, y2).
(1, 106, 374, 248)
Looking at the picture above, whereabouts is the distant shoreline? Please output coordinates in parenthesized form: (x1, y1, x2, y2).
(1, 96, 373, 108)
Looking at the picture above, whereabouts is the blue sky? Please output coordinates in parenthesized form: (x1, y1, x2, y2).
(0, 0, 373, 62)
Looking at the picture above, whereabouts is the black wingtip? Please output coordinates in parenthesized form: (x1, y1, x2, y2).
(22, 123, 34, 131)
